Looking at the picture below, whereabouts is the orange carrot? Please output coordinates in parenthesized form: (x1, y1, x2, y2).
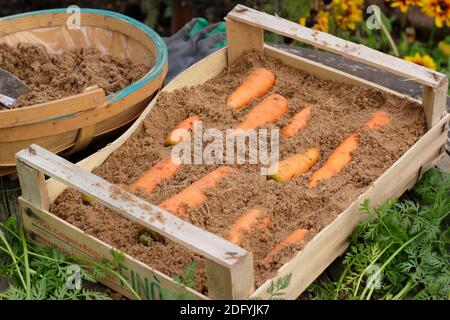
(159, 166, 234, 217)
(165, 115, 200, 146)
(308, 111, 391, 188)
(130, 157, 181, 194)
(263, 228, 308, 267)
(226, 68, 276, 110)
(268, 148, 320, 182)
(308, 133, 359, 188)
(364, 111, 390, 129)
(281, 106, 313, 137)
(234, 94, 288, 132)
(227, 208, 270, 245)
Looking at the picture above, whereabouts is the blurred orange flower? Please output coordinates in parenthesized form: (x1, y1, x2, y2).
(404, 53, 437, 70)
(299, 10, 330, 32)
(389, 0, 423, 12)
(421, 0, 450, 27)
(333, 0, 363, 30)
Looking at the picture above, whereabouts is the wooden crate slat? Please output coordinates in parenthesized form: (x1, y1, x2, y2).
(227, 5, 446, 89)
(16, 161, 49, 211)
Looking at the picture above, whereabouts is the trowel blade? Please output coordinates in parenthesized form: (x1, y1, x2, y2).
(0, 93, 16, 108)
(0, 68, 29, 105)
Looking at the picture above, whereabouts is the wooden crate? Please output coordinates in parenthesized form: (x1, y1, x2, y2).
(15, 5, 449, 300)
(0, 9, 168, 174)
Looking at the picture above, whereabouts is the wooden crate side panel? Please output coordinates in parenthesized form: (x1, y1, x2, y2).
(264, 45, 420, 103)
(250, 114, 449, 299)
(227, 5, 446, 88)
(19, 197, 207, 300)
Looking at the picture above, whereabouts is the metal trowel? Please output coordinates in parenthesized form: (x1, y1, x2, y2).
(0, 68, 29, 108)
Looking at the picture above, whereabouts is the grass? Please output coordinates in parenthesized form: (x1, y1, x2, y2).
(0, 216, 140, 300)
(307, 168, 450, 300)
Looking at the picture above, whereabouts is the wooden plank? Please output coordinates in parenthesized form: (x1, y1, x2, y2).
(265, 45, 420, 103)
(65, 124, 96, 155)
(0, 176, 10, 220)
(226, 18, 264, 64)
(15, 144, 250, 269)
(167, 47, 228, 90)
(250, 113, 449, 299)
(19, 197, 207, 300)
(0, 88, 105, 129)
(0, 175, 21, 219)
(436, 153, 450, 173)
(16, 160, 49, 211)
(422, 77, 449, 128)
(0, 131, 78, 167)
(227, 5, 446, 88)
(206, 253, 254, 300)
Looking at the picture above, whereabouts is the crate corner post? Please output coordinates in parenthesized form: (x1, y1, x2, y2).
(422, 76, 449, 129)
(226, 7, 264, 65)
(206, 251, 254, 300)
(15, 147, 50, 212)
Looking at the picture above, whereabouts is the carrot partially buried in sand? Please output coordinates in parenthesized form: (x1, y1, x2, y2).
(308, 111, 391, 188)
(267, 148, 320, 182)
(234, 94, 288, 132)
(226, 68, 276, 110)
(130, 157, 181, 194)
(364, 111, 391, 129)
(227, 208, 270, 245)
(165, 115, 200, 146)
(158, 166, 234, 217)
(263, 228, 308, 267)
(281, 105, 313, 137)
(132, 116, 199, 194)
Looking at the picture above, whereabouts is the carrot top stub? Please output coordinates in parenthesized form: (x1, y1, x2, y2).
(226, 68, 276, 110)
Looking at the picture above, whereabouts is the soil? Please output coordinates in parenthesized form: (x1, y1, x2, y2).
(0, 43, 150, 109)
(50, 51, 427, 295)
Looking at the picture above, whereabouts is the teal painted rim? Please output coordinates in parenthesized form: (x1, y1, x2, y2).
(1, 8, 167, 120)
